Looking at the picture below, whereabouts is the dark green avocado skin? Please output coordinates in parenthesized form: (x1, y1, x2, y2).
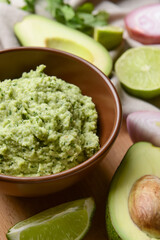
(106, 205, 121, 240)
(106, 142, 160, 240)
(14, 15, 113, 76)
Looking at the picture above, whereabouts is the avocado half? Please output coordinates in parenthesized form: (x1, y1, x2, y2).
(106, 142, 160, 240)
(14, 15, 112, 76)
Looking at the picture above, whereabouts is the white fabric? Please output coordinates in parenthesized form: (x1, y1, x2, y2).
(0, 0, 160, 116)
(0, 3, 28, 49)
(96, 1, 160, 116)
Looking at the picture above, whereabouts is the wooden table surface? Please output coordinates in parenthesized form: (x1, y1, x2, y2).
(0, 120, 133, 240)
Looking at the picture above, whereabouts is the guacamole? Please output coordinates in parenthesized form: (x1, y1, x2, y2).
(0, 65, 99, 177)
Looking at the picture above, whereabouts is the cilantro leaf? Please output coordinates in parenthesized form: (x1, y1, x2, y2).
(17, 0, 109, 36)
(21, 0, 36, 13)
(95, 11, 109, 24)
(46, 0, 63, 18)
(61, 5, 75, 21)
(76, 2, 94, 13)
(46, 0, 109, 36)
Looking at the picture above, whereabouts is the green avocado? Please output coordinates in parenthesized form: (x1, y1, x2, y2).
(106, 142, 160, 240)
(14, 14, 112, 76)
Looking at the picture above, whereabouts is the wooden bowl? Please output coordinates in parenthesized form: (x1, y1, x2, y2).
(0, 47, 122, 196)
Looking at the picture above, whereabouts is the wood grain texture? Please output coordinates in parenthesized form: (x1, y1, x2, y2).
(0, 120, 132, 240)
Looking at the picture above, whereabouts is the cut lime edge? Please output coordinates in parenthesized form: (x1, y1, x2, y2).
(120, 83, 160, 99)
(115, 46, 160, 72)
(94, 25, 123, 32)
(115, 46, 160, 70)
(117, 74, 160, 99)
(6, 198, 95, 240)
(115, 46, 160, 64)
(115, 46, 160, 98)
(120, 82, 160, 92)
(94, 25, 123, 51)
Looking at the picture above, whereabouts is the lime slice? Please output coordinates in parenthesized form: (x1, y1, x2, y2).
(6, 198, 95, 240)
(115, 46, 160, 99)
(94, 25, 123, 50)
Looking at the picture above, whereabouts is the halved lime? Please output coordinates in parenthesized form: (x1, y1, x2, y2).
(6, 198, 95, 240)
(94, 25, 123, 50)
(115, 46, 160, 99)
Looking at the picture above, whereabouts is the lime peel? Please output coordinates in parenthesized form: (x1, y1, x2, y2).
(115, 46, 160, 99)
(7, 198, 95, 240)
(94, 25, 123, 50)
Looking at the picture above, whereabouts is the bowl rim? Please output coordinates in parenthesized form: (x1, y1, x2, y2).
(0, 46, 122, 183)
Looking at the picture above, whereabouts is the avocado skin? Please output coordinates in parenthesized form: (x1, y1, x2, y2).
(106, 205, 121, 240)
(105, 144, 134, 240)
(14, 15, 112, 76)
(106, 142, 160, 240)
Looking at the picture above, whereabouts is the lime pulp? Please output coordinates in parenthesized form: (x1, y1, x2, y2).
(115, 46, 160, 99)
(6, 198, 95, 240)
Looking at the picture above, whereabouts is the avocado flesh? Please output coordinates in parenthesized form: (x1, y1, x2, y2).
(107, 142, 160, 240)
(14, 15, 112, 76)
(106, 206, 121, 240)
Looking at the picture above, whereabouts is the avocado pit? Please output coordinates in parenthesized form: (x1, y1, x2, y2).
(128, 175, 160, 238)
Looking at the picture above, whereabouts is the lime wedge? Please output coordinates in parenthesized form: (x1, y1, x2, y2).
(6, 198, 95, 240)
(115, 46, 160, 99)
(94, 25, 123, 50)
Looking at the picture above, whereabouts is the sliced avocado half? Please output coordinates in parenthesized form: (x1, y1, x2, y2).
(14, 15, 112, 76)
(106, 142, 160, 240)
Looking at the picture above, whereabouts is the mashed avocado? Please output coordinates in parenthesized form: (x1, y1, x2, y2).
(0, 65, 99, 177)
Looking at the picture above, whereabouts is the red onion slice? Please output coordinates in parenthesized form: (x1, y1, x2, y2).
(125, 4, 160, 44)
(126, 111, 160, 146)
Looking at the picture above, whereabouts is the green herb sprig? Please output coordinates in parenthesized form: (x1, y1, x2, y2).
(46, 0, 109, 36)
(21, 0, 36, 13)
(1, 0, 109, 36)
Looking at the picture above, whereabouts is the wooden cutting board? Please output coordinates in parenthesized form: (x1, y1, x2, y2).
(0, 120, 133, 240)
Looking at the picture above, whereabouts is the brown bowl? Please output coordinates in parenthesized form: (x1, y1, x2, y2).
(0, 47, 122, 197)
